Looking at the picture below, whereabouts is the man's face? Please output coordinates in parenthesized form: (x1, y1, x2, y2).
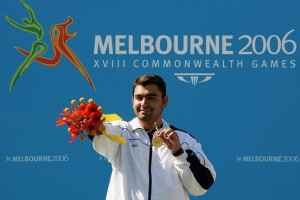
(132, 84, 168, 128)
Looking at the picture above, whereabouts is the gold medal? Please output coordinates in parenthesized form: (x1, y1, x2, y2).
(152, 136, 163, 148)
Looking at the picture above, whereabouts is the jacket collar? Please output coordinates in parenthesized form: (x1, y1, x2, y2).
(130, 117, 170, 132)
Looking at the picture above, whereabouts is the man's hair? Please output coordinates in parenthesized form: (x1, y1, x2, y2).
(133, 74, 166, 98)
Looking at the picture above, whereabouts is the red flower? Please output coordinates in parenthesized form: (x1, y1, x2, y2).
(90, 111, 102, 126)
(86, 122, 98, 133)
(69, 134, 78, 143)
(69, 122, 84, 134)
(72, 107, 85, 119)
(57, 98, 104, 142)
(59, 109, 73, 120)
(79, 103, 87, 114)
(56, 117, 71, 126)
(85, 103, 98, 115)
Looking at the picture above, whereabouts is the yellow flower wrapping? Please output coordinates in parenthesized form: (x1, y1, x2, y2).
(101, 114, 126, 144)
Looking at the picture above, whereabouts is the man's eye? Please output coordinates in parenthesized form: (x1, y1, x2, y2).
(147, 97, 156, 101)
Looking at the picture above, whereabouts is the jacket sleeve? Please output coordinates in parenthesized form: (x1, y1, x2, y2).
(91, 121, 123, 163)
(173, 134, 216, 196)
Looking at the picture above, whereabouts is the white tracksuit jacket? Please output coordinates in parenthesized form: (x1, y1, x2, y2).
(92, 117, 216, 200)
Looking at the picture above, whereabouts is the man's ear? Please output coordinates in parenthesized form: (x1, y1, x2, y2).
(163, 95, 168, 108)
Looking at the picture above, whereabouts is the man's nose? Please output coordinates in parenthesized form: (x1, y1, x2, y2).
(141, 98, 149, 106)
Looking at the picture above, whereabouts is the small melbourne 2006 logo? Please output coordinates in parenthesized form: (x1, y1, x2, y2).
(5, 0, 95, 91)
(174, 73, 215, 87)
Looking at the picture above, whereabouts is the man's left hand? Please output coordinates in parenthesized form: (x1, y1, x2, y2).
(157, 128, 180, 152)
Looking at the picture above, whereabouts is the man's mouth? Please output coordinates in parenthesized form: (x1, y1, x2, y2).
(139, 108, 152, 114)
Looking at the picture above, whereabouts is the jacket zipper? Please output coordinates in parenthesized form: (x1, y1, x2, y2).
(148, 131, 154, 200)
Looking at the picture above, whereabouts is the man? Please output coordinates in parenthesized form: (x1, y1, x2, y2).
(91, 74, 216, 200)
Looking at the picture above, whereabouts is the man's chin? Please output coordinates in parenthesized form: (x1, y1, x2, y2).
(138, 115, 152, 122)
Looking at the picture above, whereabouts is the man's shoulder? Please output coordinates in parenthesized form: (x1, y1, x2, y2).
(104, 120, 130, 130)
(170, 124, 202, 151)
(170, 125, 196, 140)
(104, 118, 141, 132)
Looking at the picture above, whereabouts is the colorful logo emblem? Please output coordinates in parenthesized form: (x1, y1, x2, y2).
(5, 0, 95, 91)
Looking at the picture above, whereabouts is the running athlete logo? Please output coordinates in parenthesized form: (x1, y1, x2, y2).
(5, 0, 95, 91)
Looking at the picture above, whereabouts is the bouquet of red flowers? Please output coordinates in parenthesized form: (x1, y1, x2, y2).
(56, 97, 126, 144)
